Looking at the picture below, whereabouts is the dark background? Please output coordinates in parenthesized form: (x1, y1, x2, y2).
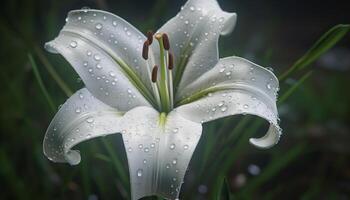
(0, 0, 350, 199)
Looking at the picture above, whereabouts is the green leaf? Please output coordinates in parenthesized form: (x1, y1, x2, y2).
(278, 70, 313, 105)
(279, 24, 350, 81)
(216, 177, 232, 200)
(238, 143, 307, 198)
(28, 53, 56, 113)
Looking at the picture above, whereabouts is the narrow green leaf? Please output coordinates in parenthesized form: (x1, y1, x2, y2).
(34, 46, 74, 97)
(238, 143, 306, 197)
(278, 71, 313, 105)
(279, 24, 350, 81)
(101, 138, 129, 192)
(216, 177, 232, 200)
(28, 53, 56, 113)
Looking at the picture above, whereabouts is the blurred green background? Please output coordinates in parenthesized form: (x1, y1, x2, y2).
(1, 0, 350, 199)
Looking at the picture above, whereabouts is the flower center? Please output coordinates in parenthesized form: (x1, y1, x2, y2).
(142, 31, 174, 113)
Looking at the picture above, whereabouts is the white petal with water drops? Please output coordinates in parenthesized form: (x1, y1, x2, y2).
(43, 88, 123, 165)
(120, 107, 202, 200)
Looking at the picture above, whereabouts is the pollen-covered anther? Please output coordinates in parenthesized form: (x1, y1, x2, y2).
(152, 65, 158, 83)
(142, 40, 149, 60)
(162, 33, 170, 50)
(146, 30, 154, 44)
(168, 52, 174, 70)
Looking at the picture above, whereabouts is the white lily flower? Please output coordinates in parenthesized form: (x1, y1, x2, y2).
(43, 0, 282, 199)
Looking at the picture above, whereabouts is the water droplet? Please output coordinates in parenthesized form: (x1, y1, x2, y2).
(243, 104, 249, 109)
(128, 147, 132, 152)
(112, 21, 117, 26)
(138, 144, 143, 149)
(266, 83, 272, 90)
(94, 54, 101, 61)
(86, 51, 92, 56)
(221, 106, 228, 112)
(137, 169, 143, 177)
(150, 143, 155, 148)
(190, 6, 195, 11)
(96, 64, 102, 69)
(95, 23, 103, 30)
(75, 108, 81, 113)
(83, 61, 88, 67)
(70, 41, 77, 48)
(143, 159, 147, 164)
(79, 93, 84, 99)
(225, 71, 232, 76)
(219, 68, 225, 73)
(169, 143, 176, 150)
(173, 128, 179, 133)
(185, 20, 189, 25)
(86, 134, 91, 139)
(126, 31, 131, 36)
(251, 77, 256, 81)
(172, 159, 177, 165)
(166, 164, 171, 169)
(86, 117, 94, 123)
(184, 145, 189, 150)
(144, 147, 149, 153)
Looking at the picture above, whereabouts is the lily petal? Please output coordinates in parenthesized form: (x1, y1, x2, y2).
(120, 107, 202, 200)
(45, 9, 155, 110)
(175, 57, 281, 148)
(156, 0, 236, 91)
(43, 88, 123, 165)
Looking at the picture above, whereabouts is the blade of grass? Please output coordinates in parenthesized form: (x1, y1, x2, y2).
(101, 138, 129, 192)
(237, 143, 306, 198)
(215, 177, 232, 200)
(278, 71, 313, 105)
(279, 24, 350, 81)
(33, 46, 73, 97)
(28, 53, 56, 113)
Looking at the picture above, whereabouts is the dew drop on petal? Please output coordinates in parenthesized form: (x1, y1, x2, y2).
(137, 169, 143, 177)
(86, 117, 94, 123)
(169, 143, 176, 150)
(75, 108, 81, 113)
(266, 83, 272, 90)
(70, 41, 77, 48)
(172, 159, 177, 165)
(173, 128, 179, 133)
(184, 145, 189, 150)
(221, 106, 228, 112)
(95, 23, 103, 30)
(94, 54, 101, 61)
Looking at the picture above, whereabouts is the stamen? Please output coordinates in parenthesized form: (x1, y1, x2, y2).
(142, 40, 149, 60)
(168, 52, 174, 70)
(152, 65, 158, 83)
(162, 33, 170, 50)
(146, 30, 154, 44)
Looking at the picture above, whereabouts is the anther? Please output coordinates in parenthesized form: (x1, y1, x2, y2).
(168, 52, 174, 70)
(142, 40, 149, 60)
(146, 30, 154, 44)
(152, 65, 158, 83)
(162, 33, 170, 50)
